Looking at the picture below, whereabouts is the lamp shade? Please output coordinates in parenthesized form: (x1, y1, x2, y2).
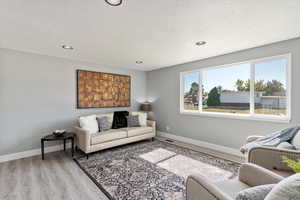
(140, 103, 152, 112)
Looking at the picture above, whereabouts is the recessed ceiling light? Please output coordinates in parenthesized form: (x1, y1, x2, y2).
(105, 0, 122, 6)
(62, 45, 74, 50)
(136, 61, 143, 64)
(195, 41, 207, 46)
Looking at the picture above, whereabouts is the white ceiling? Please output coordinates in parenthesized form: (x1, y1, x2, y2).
(1, 0, 300, 71)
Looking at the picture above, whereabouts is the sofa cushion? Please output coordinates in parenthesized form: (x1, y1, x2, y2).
(235, 184, 275, 200)
(265, 173, 300, 200)
(292, 130, 300, 149)
(214, 179, 249, 199)
(79, 115, 99, 134)
(277, 142, 296, 150)
(91, 129, 127, 145)
(132, 112, 147, 126)
(96, 113, 114, 129)
(126, 127, 153, 137)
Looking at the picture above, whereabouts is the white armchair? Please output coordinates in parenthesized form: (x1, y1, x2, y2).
(186, 163, 283, 200)
(245, 135, 300, 173)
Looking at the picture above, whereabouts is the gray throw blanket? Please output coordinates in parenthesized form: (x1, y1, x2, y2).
(240, 125, 300, 154)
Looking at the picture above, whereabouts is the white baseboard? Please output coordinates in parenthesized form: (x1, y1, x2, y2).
(0, 133, 242, 163)
(0, 143, 71, 163)
(157, 131, 242, 158)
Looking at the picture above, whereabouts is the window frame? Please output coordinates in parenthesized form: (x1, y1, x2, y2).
(180, 54, 292, 123)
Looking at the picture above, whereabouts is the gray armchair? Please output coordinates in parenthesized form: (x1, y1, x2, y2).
(186, 163, 283, 200)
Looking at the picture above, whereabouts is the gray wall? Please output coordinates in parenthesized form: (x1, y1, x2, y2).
(147, 38, 300, 149)
(0, 48, 146, 155)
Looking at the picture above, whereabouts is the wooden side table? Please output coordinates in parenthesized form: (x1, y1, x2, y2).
(41, 132, 75, 160)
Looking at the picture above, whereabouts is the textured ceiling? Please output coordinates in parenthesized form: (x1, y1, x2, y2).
(1, 0, 300, 71)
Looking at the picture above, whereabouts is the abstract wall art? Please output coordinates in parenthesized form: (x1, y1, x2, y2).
(77, 70, 131, 108)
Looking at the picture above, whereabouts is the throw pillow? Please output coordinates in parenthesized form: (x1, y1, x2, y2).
(96, 117, 111, 132)
(292, 130, 300, 149)
(132, 112, 147, 126)
(127, 115, 140, 127)
(112, 111, 129, 129)
(96, 113, 114, 128)
(277, 142, 296, 150)
(265, 173, 300, 200)
(235, 184, 275, 200)
(79, 115, 99, 134)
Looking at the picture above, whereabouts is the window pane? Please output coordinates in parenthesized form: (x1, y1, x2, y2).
(254, 59, 287, 116)
(202, 64, 251, 114)
(183, 72, 199, 111)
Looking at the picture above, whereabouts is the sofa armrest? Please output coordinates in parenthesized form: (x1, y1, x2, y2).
(147, 120, 156, 135)
(238, 163, 283, 187)
(74, 126, 91, 153)
(248, 146, 300, 171)
(186, 174, 233, 200)
(147, 120, 155, 128)
(246, 135, 263, 143)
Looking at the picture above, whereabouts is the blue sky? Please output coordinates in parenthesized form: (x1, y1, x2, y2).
(184, 59, 286, 93)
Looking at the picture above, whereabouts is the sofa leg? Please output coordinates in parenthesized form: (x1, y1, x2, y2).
(151, 137, 154, 142)
(86, 154, 89, 159)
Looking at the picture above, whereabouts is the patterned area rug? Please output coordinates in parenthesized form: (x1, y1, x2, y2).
(74, 140, 240, 200)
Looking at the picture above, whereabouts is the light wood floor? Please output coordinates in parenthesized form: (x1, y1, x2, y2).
(0, 137, 243, 200)
(0, 151, 108, 200)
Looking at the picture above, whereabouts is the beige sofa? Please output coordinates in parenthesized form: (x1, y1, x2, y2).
(186, 163, 283, 200)
(74, 112, 156, 158)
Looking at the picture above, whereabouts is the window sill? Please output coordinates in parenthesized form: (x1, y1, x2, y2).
(180, 110, 291, 123)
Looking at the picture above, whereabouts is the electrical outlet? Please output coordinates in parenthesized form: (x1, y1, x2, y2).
(166, 126, 170, 132)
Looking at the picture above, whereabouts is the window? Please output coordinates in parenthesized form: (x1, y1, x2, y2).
(254, 59, 287, 116)
(183, 72, 199, 111)
(202, 63, 251, 114)
(180, 54, 291, 122)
